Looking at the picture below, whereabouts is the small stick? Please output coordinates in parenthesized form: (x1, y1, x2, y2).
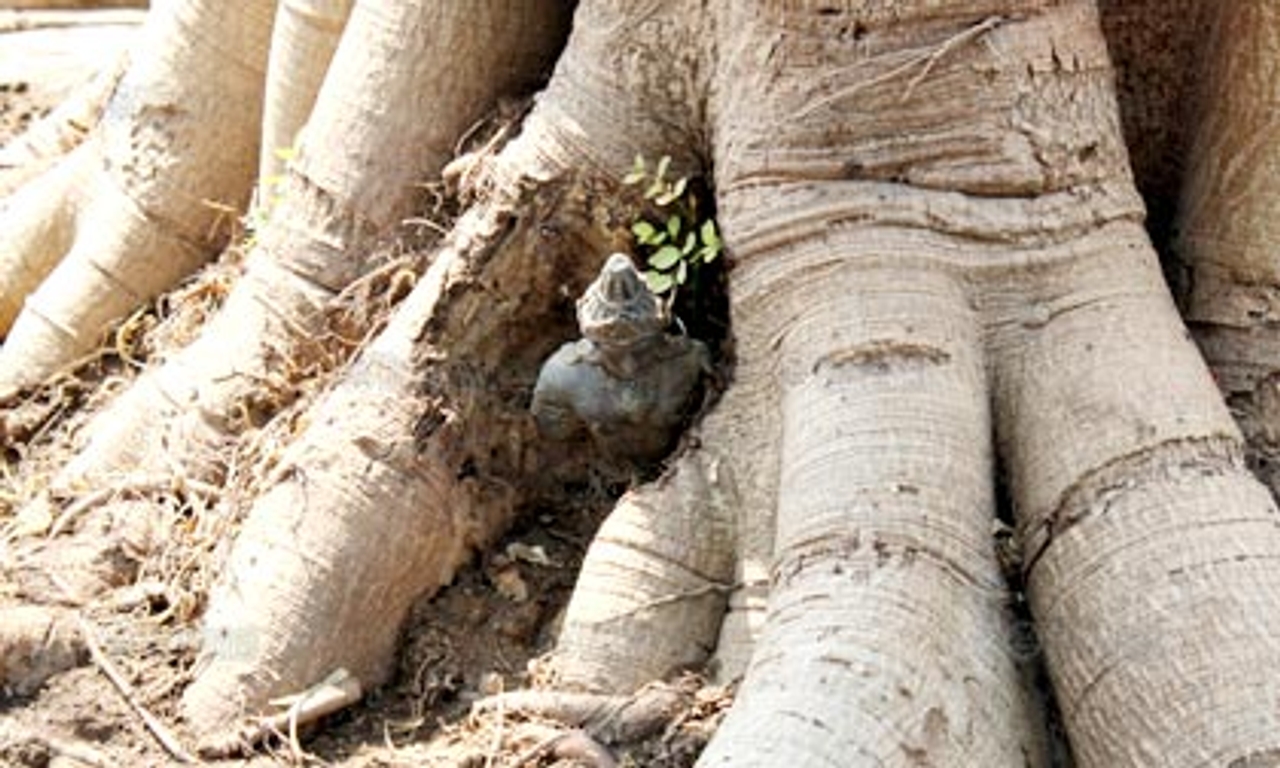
(279, 669, 362, 762)
(197, 669, 362, 758)
(76, 614, 196, 764)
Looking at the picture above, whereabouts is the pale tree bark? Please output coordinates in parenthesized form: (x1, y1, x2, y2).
(0, 9, 140, 195)
(1174, 1, 1280, 496)
(55, 0, 571, 488)
(6, 0, 1280, 765)
(181, 0, 693, 734)
(258, 0, 353, 185)
(0, 0, 274, 387)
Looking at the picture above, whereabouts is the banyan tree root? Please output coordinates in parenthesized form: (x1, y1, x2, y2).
(0, 0, 275, 388)
(179, 117, 643, 740)
(46, 0, 572, 490)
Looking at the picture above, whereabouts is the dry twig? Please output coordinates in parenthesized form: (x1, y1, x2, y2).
(77, 614, 196, 763)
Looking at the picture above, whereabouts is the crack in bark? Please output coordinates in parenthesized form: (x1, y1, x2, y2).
(1021, 434, 1244, 578)
(813, 340, 951, 374)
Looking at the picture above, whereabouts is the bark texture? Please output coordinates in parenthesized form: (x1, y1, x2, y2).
(182, 109, 630, 734)
(1175, 1, 1280, 496)
(182, 0, 715, 734)
(552, 450, 737, 692)
(179, 0, 1280, 762)
(258, 0, 353, 185)
(56, 0, 571, 488)
(11, 0, 1280, 764)
(0, 0, 275, 391)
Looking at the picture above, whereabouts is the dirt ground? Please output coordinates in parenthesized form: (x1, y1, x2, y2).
(0, 8, 729, 767)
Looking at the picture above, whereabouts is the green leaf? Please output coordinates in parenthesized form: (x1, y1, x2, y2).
(645, 269, 675, 294)
(699, 242, 721, 263)
(654, 155, 671, 182)
(644, 179, 665, 200)
(681, 231, 697, 255)
(648, 244, 682, 270)
(666, 214, 682, 239)
(676, 259, 688, 285)
(632, 220, 658, 244)
(655, 175, 688, 207)
(623, 154, 647, 185)
(700, 218, 720, 247)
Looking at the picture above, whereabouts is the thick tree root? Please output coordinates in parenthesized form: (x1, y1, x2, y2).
(0, 0, 275, 393)
(549, 449, 736, 693)
(180, 122, 632, 738)
(0, 32, 131, 197)
(257, 0, 353, 185)
(47, 0, 572, 490)
(55, 245, 343, 488)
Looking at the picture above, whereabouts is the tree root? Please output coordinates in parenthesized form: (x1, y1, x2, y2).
(549, 449, 737, 693)
(179, 124, 631, 737)
(474, 682, 693, 747)
(195, 668, 362, 759)
(0, 28, 132, 197)
(0, 0, 275, 392)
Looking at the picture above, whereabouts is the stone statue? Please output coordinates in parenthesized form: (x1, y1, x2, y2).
(531, 253, 710, 464)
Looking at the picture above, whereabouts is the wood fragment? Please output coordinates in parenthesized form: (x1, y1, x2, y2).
(196, 668, 363, 758)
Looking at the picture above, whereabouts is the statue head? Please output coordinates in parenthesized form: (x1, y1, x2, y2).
(576, 253, 665, 349)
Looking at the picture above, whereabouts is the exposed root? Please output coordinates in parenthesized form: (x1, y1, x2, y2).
(0, 20, 132, 180)
(1021, 434, 1243, 577)
(0, 0, 275, 391)
(179, 145, 636, 737)
(474, 681, 693, 745)
(195, 668, 363, 759)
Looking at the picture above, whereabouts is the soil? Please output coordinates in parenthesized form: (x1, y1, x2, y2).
(0, 8, 728, 767)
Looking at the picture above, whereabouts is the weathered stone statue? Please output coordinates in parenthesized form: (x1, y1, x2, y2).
(531, 253, 710, 464)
